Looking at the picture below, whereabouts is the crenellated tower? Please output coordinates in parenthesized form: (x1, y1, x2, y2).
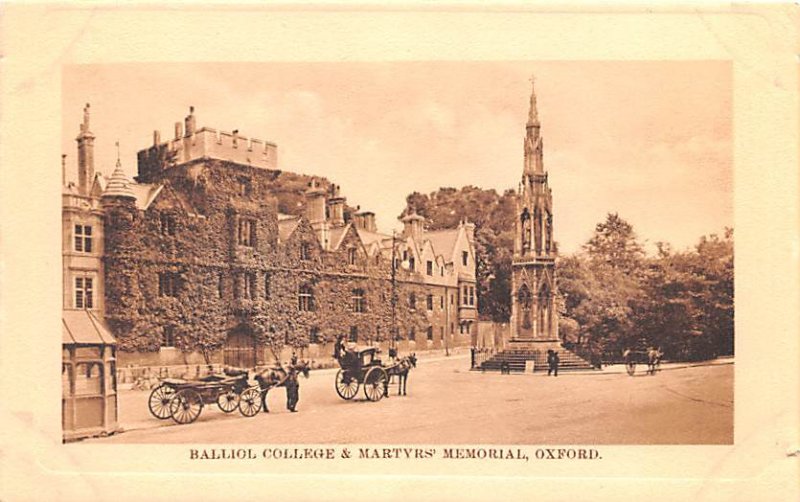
(510, 78, 558, 344)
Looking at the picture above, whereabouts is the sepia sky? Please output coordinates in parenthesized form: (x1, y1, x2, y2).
(62, 61, 731, 254)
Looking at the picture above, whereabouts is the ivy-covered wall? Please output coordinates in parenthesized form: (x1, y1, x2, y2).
(105, 159, 469, 367)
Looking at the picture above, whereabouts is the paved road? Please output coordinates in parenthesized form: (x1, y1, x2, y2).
(90, 356, 733, 444)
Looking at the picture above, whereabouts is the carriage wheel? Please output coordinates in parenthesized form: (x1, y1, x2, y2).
(148, 384, 176, 420)
(626, 362, 636, 376)
(364, 367, 388, 402)
(238, 387, 261, 417)
(335, 369, 359, 400)
(217, 390, 240, 413)
(169, 389, 203, 425)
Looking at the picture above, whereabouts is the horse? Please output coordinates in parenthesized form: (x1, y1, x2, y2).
(647, 348, 662, 375)
(386, 353, 417, 396)
(254, 360, 311, 412)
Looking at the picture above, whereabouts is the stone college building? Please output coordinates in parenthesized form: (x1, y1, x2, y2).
(62, 105, 478, 370)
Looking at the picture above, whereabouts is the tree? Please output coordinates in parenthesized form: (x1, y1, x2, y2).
(584, 213, 645, 273)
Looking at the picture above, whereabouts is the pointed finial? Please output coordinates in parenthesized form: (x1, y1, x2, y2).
(115, 140, 121, 168)
(527, 76, 539, 126)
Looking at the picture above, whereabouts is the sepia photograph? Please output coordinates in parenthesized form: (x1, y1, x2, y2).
(1, 4, 798, 502)
(60, 61, 733, 445)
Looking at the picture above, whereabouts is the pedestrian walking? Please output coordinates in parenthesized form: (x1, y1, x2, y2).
(551, 351, 559, 377)
(546, 349, 554, 376)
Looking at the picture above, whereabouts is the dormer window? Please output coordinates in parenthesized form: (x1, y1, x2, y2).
(348, 248, 357, 265)
(462, 251, 469, 266)
(426, 260, 433, 276)
(300, 242, 311, 261)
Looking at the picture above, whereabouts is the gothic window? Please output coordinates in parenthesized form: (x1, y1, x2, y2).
(426, 260, 433, 276)
(469, 286, 475, 306)
(462, 251, 469, 266)
(309, 326, 320, 344)
(426, 326, 433, 340)
(349, 326, 358, 343)
(74, 276, 94, 309)
(300, 242, 311, 261)
(426, 294, 434, 311)
(409, 257, 416, 272)
(298, 283, 314, 311)
(162, 325, 176, 348)
(158, 272, 180, 297)
(461, 285, 469, 306)
(348, 248, 357, 265)
(538, 283, 551, 334)
(408, 293, 417, 310)
(74, 224, 93, 253)
(160, 214, 176, 236)
(237, 218, 256, 247)
(352, 288, 366, 313)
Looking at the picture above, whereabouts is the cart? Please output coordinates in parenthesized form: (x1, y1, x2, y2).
(147, 368, 262, 424)
(623, 349, 662, 376)
(334, 347, 389, 402)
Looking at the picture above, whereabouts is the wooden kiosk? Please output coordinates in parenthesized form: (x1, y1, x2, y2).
(62, 311, 119, 441)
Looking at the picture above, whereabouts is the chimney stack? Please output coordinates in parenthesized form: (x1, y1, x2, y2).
(76, 103, 95, 196)
(184, 106, 196, 136)
(305, 179, 327, 224)
(326, 184, 346, 226)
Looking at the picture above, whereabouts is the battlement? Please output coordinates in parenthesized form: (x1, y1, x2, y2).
(137, 113, 278, 182)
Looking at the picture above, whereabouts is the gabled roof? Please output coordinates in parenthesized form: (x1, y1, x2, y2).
(130, 183, 164, 211)
(424, 228, 460, 262)
(278, 215, 301, 242)
(355, 227, 391, 248)
(329, 224, 353, 251)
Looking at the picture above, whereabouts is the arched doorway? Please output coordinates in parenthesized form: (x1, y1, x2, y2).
(224, 325, 257, 369)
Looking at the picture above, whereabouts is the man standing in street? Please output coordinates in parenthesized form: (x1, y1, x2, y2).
(551, 351, 560, 377)
(285, 365, 300, 412)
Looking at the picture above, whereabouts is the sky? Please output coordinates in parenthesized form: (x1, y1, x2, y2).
(62, 61, 732, 254)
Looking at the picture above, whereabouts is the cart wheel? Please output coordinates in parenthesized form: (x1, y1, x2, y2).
(364, 367, 388, 402)
(626, 362, 636, 376)
(217, 390, 240, 413)
(148, 384, 176, 420)
(335, 369, 359, 400)
(169, 389, 203, 424)
(238, 387, 261, 417)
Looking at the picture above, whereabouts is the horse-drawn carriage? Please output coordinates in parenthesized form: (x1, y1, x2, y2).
(147, 368, 262, 424)
(334, 347, 416, 402)
(623, 348, 663, 376)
